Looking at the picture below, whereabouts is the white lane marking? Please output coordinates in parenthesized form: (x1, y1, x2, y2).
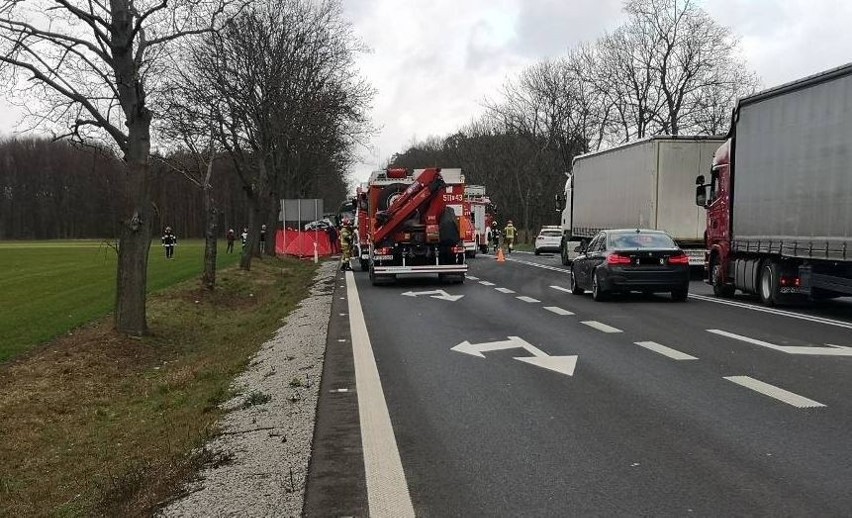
(506, 259, 852, 331)
(516, 296, 540, 303)
(479, 280, 495, 286)
(544, 306, 574, 316)
(507, 257, 568, 273)
(581, 321, 623, 334)
(466, 275, 480, 280)
(345, 272, 416, 517)
(707, 328, 852, 356)
(495, 287, 516, 294)
(550, 285, 572, 293)
(635, 341, 697, 361)
(689, 293, 852, 331)
(723, 376, 826, 408)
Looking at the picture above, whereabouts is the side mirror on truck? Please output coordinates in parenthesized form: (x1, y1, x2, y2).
(695, 185, 708, 207)
(554, 193, 564, 212)
(696, 175, 705, 185)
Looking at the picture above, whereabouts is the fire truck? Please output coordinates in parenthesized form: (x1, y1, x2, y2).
(462, 185, 492, 256)
(364, 167, 468, 284)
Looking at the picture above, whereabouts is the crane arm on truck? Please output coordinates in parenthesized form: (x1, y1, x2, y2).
(372, 167, 445, 244)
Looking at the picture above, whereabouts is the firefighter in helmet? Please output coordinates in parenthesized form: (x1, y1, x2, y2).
(503, 220, 516, 253)
(339, 218, 354, 271)
(490, 220, 500, 253)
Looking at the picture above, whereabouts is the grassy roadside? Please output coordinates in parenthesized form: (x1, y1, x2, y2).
(0, 240, 242, 362)
(0, 257, 319, 516)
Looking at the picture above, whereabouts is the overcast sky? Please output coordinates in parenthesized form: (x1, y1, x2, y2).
(1, 0, 850, 185)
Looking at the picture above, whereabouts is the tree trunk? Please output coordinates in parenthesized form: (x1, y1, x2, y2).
(114, 158, 152, 336)
(240, 193, 261, 270)
(202, 184, 218, 290)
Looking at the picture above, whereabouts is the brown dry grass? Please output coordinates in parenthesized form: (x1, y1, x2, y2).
(0, 258, 318, 517)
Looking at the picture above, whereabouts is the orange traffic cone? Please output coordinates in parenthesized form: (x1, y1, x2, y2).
(497, 247, 506, 263)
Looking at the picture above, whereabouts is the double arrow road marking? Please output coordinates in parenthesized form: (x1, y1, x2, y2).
(451, 336, 578, 377)
(401, 289, 464, 302)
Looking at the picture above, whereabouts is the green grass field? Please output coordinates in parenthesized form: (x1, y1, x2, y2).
(0, 240, 242, 362)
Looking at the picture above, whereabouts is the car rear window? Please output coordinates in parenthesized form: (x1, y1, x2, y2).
(539, 230, 562, 237)
(608, 232, 676, 249)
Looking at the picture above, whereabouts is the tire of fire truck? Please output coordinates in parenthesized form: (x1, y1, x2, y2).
(360, 258, 369, 271)
(378, 183, 408, 210)
(439, 273, 465, 284)
(369, 265, 392, 285)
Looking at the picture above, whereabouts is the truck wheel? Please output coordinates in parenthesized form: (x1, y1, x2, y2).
(710, 256, 735, 298)
(591, 270, 608, 301)
(569, 268, 584, 295)
(360, 258, 369, 271)
(759, 261, 781, 306)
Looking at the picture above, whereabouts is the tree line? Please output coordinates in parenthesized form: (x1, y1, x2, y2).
(0, 0, 372, 334)
(390, 0, 759, 239)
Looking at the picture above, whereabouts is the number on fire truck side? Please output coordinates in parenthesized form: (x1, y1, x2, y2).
(443, 193, 464, 202)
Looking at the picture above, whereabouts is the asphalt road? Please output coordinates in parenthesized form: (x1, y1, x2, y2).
(307, 251, 852, 517)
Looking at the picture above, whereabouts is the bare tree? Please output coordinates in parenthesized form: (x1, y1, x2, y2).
(0, 0, 237, 334)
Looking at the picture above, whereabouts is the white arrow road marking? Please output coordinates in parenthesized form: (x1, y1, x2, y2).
(400, 289, 464, 302)
(451, 336, 546, 358)
(724, 376, 825, 408)
(515, 355, 578, 376)
(582, 321, 623, 334)
(495, 287, 515, 294)
(708, 329, 852, 356)
(451, 336, 578, 377)
(479, 281, 495, 286)
(544, 306, 574, 316)
(550, 285, 572, 293)
(516, 296, 540, 303)
(635, 341, 697, 361)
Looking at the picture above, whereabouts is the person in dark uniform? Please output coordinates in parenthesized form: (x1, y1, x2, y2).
(226, 228, 236, 253)
(259, 224, 267, 254)
(162, 226, 177, 259)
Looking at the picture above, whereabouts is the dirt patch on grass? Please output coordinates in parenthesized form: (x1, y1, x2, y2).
(0, 258, 319, 516)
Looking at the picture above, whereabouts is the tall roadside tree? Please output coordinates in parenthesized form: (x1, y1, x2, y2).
(188, 0, 372, 270)
(0, 0, 237, 334)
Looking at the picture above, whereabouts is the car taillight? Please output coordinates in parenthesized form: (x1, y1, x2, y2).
(668, 254, 690, 265)
(607, 254, 632, 265)
(376, 247, 393, 255)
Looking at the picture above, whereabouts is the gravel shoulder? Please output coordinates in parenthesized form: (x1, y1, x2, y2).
(160, 261, 337, 517)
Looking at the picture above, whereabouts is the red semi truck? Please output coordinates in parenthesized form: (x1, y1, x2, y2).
(365, 167, 468, 284)
(698, 63, 852, 304)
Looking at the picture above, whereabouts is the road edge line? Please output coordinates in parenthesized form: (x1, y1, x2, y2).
(346, 271, 416, 517)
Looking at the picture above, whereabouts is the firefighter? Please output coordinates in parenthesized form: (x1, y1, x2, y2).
(339, 219, 353, 271)
(490, 221, 501, 253)
(503, 220, 516, 253)
(162, 226, 177, 259)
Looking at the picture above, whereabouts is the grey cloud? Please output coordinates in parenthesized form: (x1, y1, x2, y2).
(513, 0, 624, 57)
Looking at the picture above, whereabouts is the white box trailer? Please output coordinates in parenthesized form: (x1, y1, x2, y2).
(559, 136, 724, 266)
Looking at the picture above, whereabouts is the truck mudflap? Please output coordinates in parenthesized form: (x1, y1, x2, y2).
(372, 265, 468, 275)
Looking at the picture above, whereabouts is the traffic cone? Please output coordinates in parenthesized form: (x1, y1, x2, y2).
(497, 247, 506, 263)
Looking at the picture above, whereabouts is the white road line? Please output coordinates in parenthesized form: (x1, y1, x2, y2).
(544, 306, 574, 316)
(723, 376, 826, 408)
(495, 287, 516, 294)
(345, 272, 415, 517)
(479, 280, 495, 286)
(689, 293, 852, 331)
(550, 285, 572, 293)
(466, 275, 479, 281)
(581, 321, 623, 334)
(516, 296, 540, 303)
(635, 341, 697, 360)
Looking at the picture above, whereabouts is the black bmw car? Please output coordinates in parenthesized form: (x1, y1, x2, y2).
(569, 229, 691, 302)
